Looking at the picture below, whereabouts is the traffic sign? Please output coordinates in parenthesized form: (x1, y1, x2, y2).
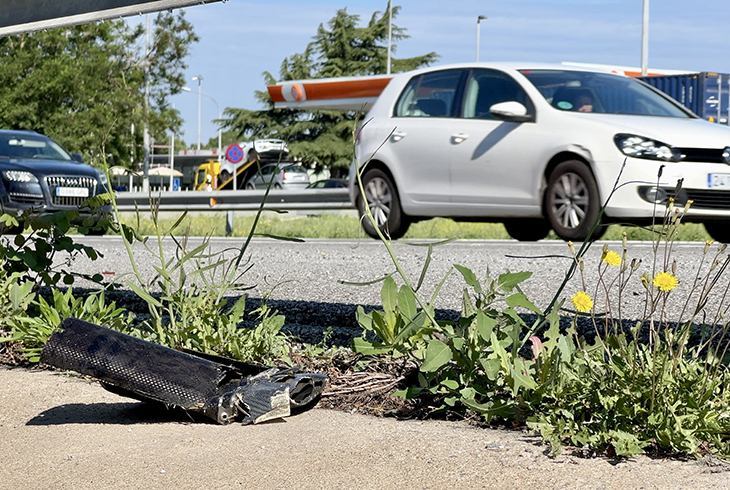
(226, 144, 244, 164)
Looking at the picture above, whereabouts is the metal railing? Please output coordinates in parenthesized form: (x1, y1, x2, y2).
(114, 188, 353, 212)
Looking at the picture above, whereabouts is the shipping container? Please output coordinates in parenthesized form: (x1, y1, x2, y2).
(638, 72, 730, 124)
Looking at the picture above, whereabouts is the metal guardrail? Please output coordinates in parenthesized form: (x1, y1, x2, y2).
(114, 188, 354, 212)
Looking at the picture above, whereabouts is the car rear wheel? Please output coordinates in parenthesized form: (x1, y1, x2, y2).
(0, 223, 23, 235)
(545, 160, 605, 242)
(704, 222, 730, 243)
(357, 168, 409, 240)
(219, 170, 231, 184)
(503, 218, 551, 241)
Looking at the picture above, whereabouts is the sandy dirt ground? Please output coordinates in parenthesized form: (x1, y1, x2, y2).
(2, 366, 730, 490)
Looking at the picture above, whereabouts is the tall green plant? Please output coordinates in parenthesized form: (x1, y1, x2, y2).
(351, 133, 730, 458)
(113, 167, 293, 366)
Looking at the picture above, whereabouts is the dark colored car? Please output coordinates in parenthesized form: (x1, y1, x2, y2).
(307, 178, 348, 189)
(0, 130, 109, 231)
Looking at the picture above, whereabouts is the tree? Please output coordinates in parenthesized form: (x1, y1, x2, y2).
(222, 5, 438, 176)
(0, 12, 198, 168)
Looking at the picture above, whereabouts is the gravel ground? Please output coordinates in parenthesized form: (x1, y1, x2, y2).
(55, 236, 730, 347)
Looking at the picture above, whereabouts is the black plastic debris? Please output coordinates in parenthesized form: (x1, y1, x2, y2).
(40, 317, 327, 425)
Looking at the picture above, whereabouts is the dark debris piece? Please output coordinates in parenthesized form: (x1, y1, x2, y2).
(40, 318, 327, 425)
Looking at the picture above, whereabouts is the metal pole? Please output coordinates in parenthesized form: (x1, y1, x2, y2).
(641, 0, 649, 76)
(476, 15, 487, 62)
(194, 75, 203, 151)
(386, 0, 392, 75)
(718, 75, 723, 123)
(169, 125, 175, 191)
(142, 14, 150, 193)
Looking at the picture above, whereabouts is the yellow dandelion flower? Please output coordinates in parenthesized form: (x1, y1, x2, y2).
(572, 291, 594, 313)
(653, 271, 678, 291)
(603, 250, 622, 266)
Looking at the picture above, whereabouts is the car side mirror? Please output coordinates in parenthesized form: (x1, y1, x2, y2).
(489, 101, 533, 122)
(71, 152, 84, 163)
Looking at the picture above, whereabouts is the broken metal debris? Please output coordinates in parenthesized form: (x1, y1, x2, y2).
(40, 317, 327, 424)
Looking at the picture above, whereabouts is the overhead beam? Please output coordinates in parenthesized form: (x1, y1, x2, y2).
(0, 0, 223, 37)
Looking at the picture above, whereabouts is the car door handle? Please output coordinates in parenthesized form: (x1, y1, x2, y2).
(451, 133, 469, 144)
(391, 131, 407, 142)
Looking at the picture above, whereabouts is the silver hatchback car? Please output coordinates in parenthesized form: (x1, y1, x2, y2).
(349, 63, 730, 241)
(244, 163, 310, 190)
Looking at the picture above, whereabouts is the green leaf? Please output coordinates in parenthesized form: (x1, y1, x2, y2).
(381, 275, 398, 313)
(505, 292, 543, 314)
(420, 339, 452, 372)
(441, 379, 459, 390)
(398, 284, 417, 319)
(393, 310, 428, 345)
(454, 264, 482, 294)
(498, 271, 532, 292)
(126, 281, 162, 308)
(351, 337, 391, 355)
(476, 311, 496, 341)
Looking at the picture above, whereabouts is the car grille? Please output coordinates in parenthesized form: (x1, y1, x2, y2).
(660, 187, 730, 210)
(677, 148, 726, 163)
(683, 189, 730, 210)
(45, 175, 97, 207)
(9, 192, 44, 205)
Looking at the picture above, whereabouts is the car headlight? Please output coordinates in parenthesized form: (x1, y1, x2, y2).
(3, 170, 38, 183)
(614, 133, 682, 162)
(97, 171, 108, 186)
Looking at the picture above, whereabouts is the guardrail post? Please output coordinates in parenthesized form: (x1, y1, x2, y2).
(226, 210, 234, 236)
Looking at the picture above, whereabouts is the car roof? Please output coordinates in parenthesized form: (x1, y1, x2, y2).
(0, 129, 43, 137)
(395, 61, 620, 78)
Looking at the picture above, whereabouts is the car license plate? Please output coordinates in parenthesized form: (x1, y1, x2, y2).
(708, 174, 730, 189)
(56, 187, 89, 197)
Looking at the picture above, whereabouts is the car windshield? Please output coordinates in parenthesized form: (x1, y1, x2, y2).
(519, 70, 691, 118)
(0, 134, 73, 160)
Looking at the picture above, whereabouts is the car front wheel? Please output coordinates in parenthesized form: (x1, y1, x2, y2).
(545, 160, 604, 242)
(503, 218, 551, 241)
(356, 168, 409, 239)
(219, 170, 231, 184)
(704, 222, 730, 243)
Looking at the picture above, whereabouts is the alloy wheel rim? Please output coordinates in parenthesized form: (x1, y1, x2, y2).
(551, 172, 589, 229)
(364, 177, 392, 227)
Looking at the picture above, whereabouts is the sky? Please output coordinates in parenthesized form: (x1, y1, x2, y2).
(158, 0, 730, 148)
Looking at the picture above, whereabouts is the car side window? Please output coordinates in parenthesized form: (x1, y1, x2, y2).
(394, 70, 465, 118)
(462, 69, 532, 120)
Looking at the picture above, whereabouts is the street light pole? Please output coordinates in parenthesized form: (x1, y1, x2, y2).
(476, 15, 487, 62)
(641, 0, 649, 76)
(182, 85, 222, 183)
(192, 75, 203, 150)
(386, 0, 392, 75)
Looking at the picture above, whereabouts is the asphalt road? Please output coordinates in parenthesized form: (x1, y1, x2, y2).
(66, 236, 729, 331)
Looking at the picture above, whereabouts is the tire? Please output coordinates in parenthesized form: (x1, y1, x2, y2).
(704, 222, 730, 243)
(274, 183, 282, 190)
(503, 218, 551, 241)
(84, 227, 107, 236)
(247, 149, 259, 163)
(356, 168, 409, 239)
(0, 223, 23, 235)
(219, 170, 231, 183)
(544, 160, 604, 242)
(245, 182, 255, 190)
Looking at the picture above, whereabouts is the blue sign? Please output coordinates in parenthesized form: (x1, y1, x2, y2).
(226, 144, 244, 164)
(173, 177, 180, 191)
